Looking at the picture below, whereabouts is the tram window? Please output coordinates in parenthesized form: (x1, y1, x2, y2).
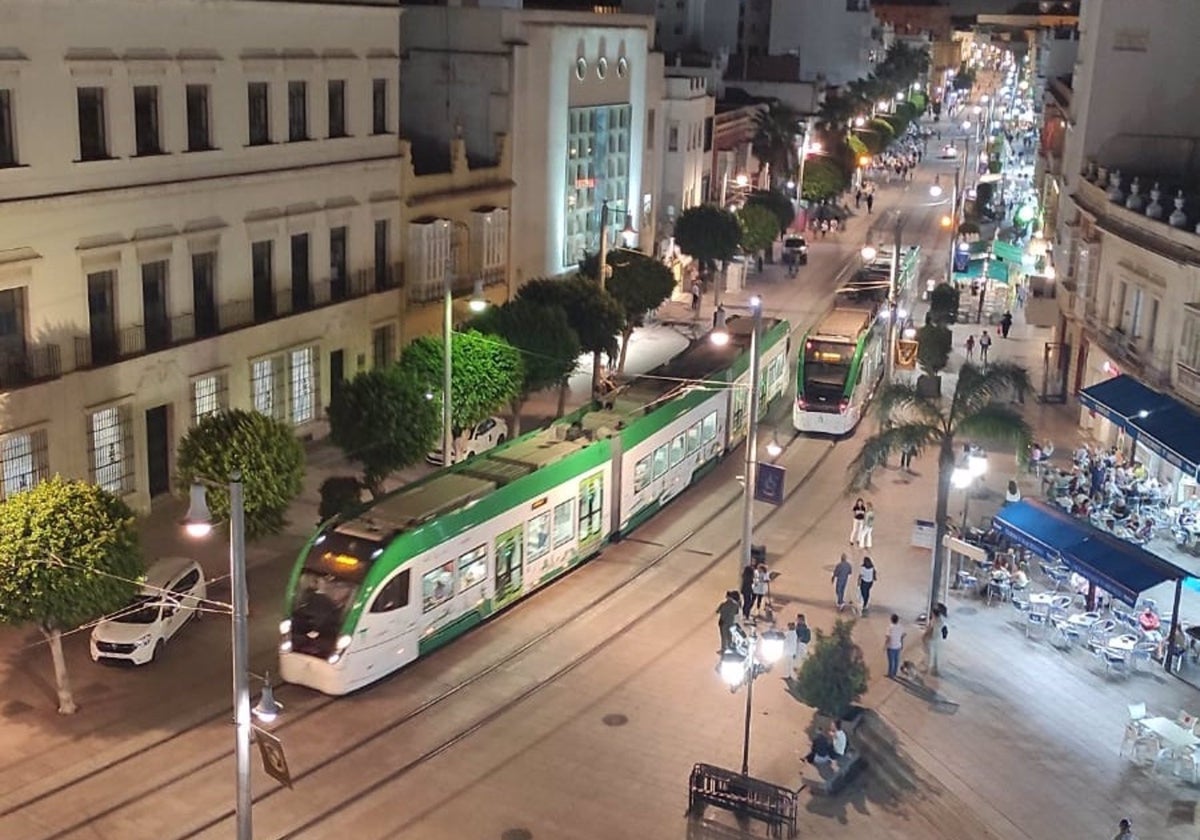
(528, 512, 550, 560)
(702, 412, 717, 442)
(578, 475, 603, 540)
(686, 423, 700, 455)
(369, 570, 410, 613)
(422, 562, 455, 612)
(634, 455, 651, 493)
(652, 445, 668, 479)
(458, 545, 487, 591)
(669, 434, 685, 467)
(552, 499, 574, 547)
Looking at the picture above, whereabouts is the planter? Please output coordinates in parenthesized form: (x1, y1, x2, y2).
(916, 374, 942, 397)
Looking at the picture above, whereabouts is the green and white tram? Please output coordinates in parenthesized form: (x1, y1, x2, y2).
(279, 316, 791, 695)
(793, 307, 883, 436)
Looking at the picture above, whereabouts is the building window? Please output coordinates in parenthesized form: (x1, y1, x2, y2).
(192, 251, 218, 338)
(290, 233, 311, 312)
(374, 219, 391, 291)
(247, 82, 270, 146)
(372, 323, 396, 368)
(667, 122, 679, 152)
(289, 346, 318, 425)
(563, 104, 632, 267)
(77, 87, 108, 161)
(140, 259, 170, 351)
(185, 84, 212, 152)
(477, 209, 509, 277)
(327, 80, 347, 138)
(372, 78, 388, 135)
(406, 219, 452, 301)
(191, 373, 228, 425)
(330, 226, 348, 301)
(252, 240, 274, 321)
(1181, 307, 1200, 370)
(0, 428, 48, 500)
(645, 108, 655, 151)
(287, 81, 308, 142)
(133, 85, 161, 155)
(252, 346, 318, 425)
(0, 89, 16, 166)
(88, 404, 133, 495)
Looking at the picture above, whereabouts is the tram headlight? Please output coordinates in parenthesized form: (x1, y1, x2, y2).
(336, 634, 352, 651)
(279, 639, 293, 653)
(279, 619, 291, 635)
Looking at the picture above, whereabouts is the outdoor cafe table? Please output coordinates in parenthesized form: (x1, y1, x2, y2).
(1108, 635, 1138, 658)
(1028, 592, 1054, 613)
(1140, 717, 1200, 751)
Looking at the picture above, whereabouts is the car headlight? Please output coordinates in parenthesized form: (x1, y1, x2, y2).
(135, 634, 153, 647)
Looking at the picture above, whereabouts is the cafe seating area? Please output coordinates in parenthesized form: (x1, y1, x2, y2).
(1122, 702, 1200, 785)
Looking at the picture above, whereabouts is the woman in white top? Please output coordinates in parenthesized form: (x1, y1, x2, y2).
(750, 562, 770, 616)
(850, 498, 867, 544)
(857, 502, 875, 548)
(858, 557, 877, 614)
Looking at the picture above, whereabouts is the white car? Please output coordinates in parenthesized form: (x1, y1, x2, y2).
(426, 416, 509, 466)
(938, 144, 958, 159)
(90, 557, 206, 665)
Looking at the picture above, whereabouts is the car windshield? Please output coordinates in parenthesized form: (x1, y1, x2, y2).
(113, 595, 161, 624)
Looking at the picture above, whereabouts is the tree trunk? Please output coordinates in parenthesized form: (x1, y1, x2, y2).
(928, 440, 955, 614)
(509, 397, 523, 438)
(617, 327, 633, 374)
(556, 382, 568, 418)
(591, 350, 602, 402)
(41, 625, 77, 715)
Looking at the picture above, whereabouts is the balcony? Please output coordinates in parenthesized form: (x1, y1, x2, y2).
(407, 264, 508, 305)
(73, 264, 403, 370)
(0, 343, 63, 390)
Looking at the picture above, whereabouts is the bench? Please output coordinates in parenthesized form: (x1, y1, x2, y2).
(687, 762, 801, 838)
(806, 750, 866, 796)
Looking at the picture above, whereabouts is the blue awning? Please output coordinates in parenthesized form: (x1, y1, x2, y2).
(1130, 404, 1200, 480)
(992, 500, 1186, 607)
(1078, 375, 1173, 434)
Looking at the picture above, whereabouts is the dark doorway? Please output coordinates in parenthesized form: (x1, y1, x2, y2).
(145, 404, 170, 497)
(330, 349, 345, 399)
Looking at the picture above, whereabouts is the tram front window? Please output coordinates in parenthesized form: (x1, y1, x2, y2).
(803, 341, 853, 407)
(289, 532, 381, 657)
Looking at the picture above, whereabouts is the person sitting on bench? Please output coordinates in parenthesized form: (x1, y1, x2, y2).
(805, 720, 847, 768)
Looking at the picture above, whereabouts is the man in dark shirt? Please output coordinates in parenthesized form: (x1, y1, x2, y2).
(717, 591, 741, 652)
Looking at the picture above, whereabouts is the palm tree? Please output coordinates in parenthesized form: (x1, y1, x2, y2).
(751, 102, 801, 188)
(847, 362, 1033, 612)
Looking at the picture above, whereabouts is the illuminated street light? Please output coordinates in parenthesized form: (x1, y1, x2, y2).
(719, 625, 786, 775)
(861, 244, 878, 262)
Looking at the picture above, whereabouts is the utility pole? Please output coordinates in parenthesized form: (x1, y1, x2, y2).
(885, 213, 904, 384)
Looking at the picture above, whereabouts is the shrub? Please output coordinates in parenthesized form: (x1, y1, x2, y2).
(318, 476, 363, 522)
(793, 619, 869, 719)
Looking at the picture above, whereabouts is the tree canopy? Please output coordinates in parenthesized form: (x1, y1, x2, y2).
(745, 189, 796, 236)
(793, 619, 869, 719)
(802, 156, 850, 202)
(517, 275, 625, 360)
(0, 477, 142, 713)
(674, 205, 742, 273)
(737, 203, 779, 256)
(397, 329, 524, 433)
(916, 324, 953, 375)
(603, 250, 678, 371)
(751, 101, 802, 187)
(470, 296, 581, 430)
(176, 409, 305, 540)
(327, 365, 439, 496)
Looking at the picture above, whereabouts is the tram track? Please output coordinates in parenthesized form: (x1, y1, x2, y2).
(184, 435, 842, 840)
(3, 245, 877, 840)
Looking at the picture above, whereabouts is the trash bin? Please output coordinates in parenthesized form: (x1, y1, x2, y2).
(751, 544, 767, 564)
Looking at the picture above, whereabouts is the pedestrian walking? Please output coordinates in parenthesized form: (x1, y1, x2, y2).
(850, 497, 867, 544)
(740, 564, 755, 621)
(979, 330, 993, 363)
(832, 553, 853, 609)
(795, 614, 811, 673)
(922, 602, 948, 675)
(854, 189, 862, 208)
(716, 590, 740, 653)
(857, 502, 875, 549)
(712, 303, 726, 330)
(866, 193, 874, 214)
(899, 442, 916, 472)
(1113, 818, 1137, 840)
(858, 557, 876, 613)
(750, 561, 770, 617)
(1000, 311, 1013, 338)
(965, 334, 975, 360)
(690, 280, 701, 316)
(885, 613, 905, 678)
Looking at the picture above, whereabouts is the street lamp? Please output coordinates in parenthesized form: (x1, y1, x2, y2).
(932, 173, 959, 285)
(860, 244, 877, 263)
(184, 473, 267, 840)
(711, 296, 764, 581)
(950, 453, 989, 530)
(720, 625, 786, 775)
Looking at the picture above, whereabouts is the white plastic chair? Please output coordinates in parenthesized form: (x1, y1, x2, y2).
(1103, 649, 1130, 678)
(1026, 611, 1047, 640)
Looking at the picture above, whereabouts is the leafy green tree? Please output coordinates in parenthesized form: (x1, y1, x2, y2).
(745, 190, 796, 236)
(737, 203, 779, 259)
(602, 250, 677, 373)
(516, 275, 624, 402)
(327, 366, 438, 496)
(177, 410, 304, 540)
(793, 619, 869, 719)
(397, 329, 524, 435)
(916, 324, 953, 375)
(674, 205, 742, 285)
(929, 282, 960, 325)
(318, 476, 364, 522)
(802, 156, 850, 202)
(0, 477, 141, 714)
(470, 297, 581, 429)
(849, 363, 1032, 613)
(751, 101, 802, 187)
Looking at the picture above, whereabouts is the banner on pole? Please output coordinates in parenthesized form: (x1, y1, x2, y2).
(755, 463, 786, 505)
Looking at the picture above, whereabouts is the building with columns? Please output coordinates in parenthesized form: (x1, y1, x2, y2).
(0, 0, 409, 512)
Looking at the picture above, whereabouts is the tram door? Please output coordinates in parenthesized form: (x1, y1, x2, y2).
(494, 526, 524, 610)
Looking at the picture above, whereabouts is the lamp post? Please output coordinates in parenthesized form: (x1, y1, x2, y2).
(720, 625, 786, 775)
(931, 174, 959, 285)
(183, 474, 251, 840)
(884, 214, 904, 384)
(711, 296, 764, 580)
(951, 453, 988, 531)
(442, 221, 489, 466)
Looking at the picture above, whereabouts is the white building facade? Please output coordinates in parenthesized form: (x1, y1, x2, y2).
(0, 0, 404, 511)
(657, 76, 715, 238)
(400, 7, 657, 281)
